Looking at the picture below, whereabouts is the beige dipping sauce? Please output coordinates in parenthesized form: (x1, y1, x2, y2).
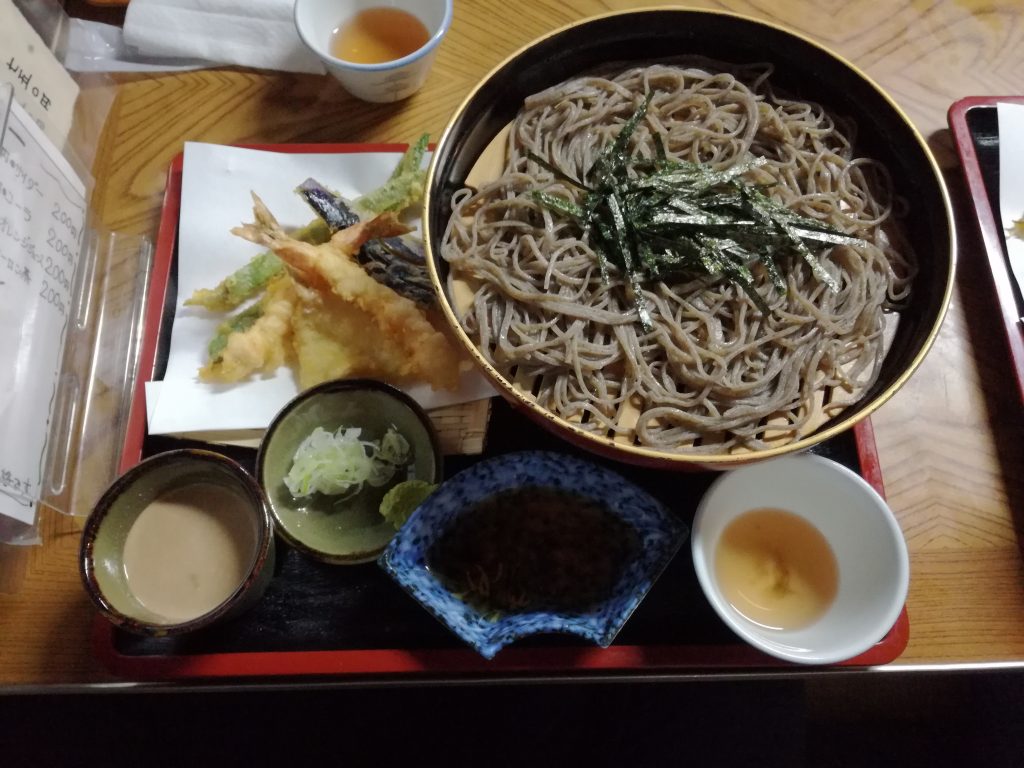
(122, 484, 257, 623)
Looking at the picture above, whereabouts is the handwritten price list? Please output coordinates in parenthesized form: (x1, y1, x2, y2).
(0, 92, 86, 525)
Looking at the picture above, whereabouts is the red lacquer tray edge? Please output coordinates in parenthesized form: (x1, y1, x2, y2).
(947, 96, 1024, 405)
(97, 143, 910, 682)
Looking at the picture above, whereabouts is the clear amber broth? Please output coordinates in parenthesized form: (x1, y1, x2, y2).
(714, 508, 838, 631)
(330, 7, 430, 64)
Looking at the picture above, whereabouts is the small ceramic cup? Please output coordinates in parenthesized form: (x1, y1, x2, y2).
(80, 450, 276, 637)
(294, 0, 453, 103)
(691, 454, 909, 665)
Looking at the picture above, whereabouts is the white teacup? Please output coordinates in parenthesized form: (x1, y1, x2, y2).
(295, 0, 453, 103)
(691, 455, 910, 665)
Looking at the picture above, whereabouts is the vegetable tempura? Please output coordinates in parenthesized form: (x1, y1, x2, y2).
(229, 195, 461, 391)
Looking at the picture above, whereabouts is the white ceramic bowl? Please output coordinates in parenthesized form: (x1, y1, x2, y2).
(294, 0, 452, 102)
(691, 454, 909, 665)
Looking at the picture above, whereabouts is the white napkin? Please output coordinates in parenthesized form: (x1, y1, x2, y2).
(65, 18, 207, 73)
(123, 0, 326, 75)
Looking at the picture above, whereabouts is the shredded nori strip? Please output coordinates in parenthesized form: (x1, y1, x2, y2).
(530, 92, 864, 330)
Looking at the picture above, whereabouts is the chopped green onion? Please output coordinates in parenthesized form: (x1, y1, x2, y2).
(284, 425, 410, 500)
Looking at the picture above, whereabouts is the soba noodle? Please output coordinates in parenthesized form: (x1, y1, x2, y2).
(441, 64, 916, 452)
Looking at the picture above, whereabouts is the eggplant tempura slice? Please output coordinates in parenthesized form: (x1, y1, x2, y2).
(296, 178, 436, 307)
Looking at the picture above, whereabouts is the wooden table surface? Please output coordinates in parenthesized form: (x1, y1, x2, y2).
(2, 0, 1023, 686)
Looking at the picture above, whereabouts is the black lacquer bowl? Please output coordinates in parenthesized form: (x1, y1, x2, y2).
(423, 8, 955, 471)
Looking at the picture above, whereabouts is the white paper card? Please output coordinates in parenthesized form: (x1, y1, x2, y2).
(0, 0, 80, 146)
(997, 102, 1024, 309)
(0, 92, 86, 524)
(147, 143, 495, 436)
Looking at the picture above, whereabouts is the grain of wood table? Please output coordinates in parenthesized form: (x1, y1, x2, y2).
(1, 0, 1022, 685)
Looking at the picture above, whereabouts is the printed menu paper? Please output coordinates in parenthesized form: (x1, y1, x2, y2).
(0, 90, 87, 525)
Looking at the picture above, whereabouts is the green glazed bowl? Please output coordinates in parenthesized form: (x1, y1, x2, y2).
(80, 449, 276, 637)
(257, 379, 443, 564)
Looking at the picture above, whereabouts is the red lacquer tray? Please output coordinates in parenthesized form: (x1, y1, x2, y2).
(948, 97, 1024, 405)
(96, 145, 910, 681)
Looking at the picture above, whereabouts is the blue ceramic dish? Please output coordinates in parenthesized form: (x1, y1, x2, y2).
(378, 451, 688, 659)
